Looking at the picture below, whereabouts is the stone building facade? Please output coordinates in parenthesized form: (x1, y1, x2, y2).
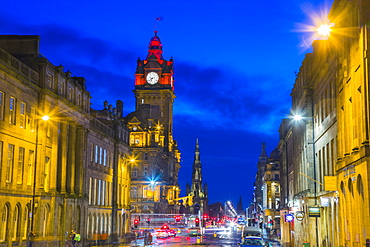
(0, 35, 132, 246)
(279, 0, 370, 246)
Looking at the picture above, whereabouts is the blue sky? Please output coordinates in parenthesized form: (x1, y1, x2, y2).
(0, 0, 333, 207)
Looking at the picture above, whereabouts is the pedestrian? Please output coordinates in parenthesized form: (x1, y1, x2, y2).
(27, 231, 36, 247)
(74, 232, 81, 246)
(147, 232, 152, 244)
(70, 230, 76, 246)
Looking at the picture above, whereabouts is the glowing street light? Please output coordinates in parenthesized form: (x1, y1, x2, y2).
(293, 114, 303, 121)
(317, 24, 332, 37)
(41, 115, 50, 121)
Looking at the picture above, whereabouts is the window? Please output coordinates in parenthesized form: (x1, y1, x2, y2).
(144, 166, 148, 176)
(95, 145, 99, 163)
(98, 180, 101, 205)
(23, 206, 30, 239)
(102, 181, 105, 206)
(30, 107, 36, 132)
(274, 174, 279, 180)
(12, 205, 20, 240)
(47, 73, 53, 89)
(6, 144, 15, 183)
(59, 81, 65, 95)
(9, 97, 16, 125)
(20, 102, 26, 128)
(131, 169, 137, 177)
(99, 147, 103, 164)
(68, 87, 73, 101)
(103, 149, 107, 166)
(94, 179, 97, 205)
(43, 157, 50, 190)
(17, 147, 25, 184)
(90, 143, 94, 162)
(131, 186, 138, 198)
(27, 150, 34, 186)
(0, 205, 9, 241)
(0, 91, 4, 120)
(89, 177, 92, 205)
(76, 93, 81, 106)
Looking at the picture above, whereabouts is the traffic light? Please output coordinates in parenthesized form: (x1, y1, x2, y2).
(175, 215, 181, 222)
(133, 219, 139, 228)
(195, 217, 200, 227)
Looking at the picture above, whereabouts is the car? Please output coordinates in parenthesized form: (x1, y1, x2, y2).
(166, 228, 177, 237)
(156, 229, 169, 238)
(159, 224, 177, 237)
(242, 227, 262, 238)
(188, 227, 202, 236)
(239, 236, 267, 246)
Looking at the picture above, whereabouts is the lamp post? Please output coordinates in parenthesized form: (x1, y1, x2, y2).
(293, 111, 319, 247)
(27, 115, 49, 246)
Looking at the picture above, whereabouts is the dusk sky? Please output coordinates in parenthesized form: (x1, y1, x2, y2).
(1, 0, 334, 207)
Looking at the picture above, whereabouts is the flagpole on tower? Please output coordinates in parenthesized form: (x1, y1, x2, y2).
(155, 17, 163, 30)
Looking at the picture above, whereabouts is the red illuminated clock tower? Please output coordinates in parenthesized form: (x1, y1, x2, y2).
(134, 30, 175, 146)
(126, 31, 181, 214)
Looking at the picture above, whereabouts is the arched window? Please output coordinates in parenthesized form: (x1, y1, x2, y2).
(12, 204, 20, 240)
(348, 178, 353, 196)
(101, 214, 105, 234)
(23, 205, 30, 240)
(357, 175, 364, 198)
(340, 181, 345, 195)
(92, 214, 96, 235)
(0, 204, 9, 241)
(42, 204, 50, 237)
(87, 214, 91, 238)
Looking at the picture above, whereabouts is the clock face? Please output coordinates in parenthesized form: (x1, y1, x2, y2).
(146, 72, 159, 84)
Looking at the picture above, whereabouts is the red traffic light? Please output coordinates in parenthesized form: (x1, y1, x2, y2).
(175, 215, 181, 222)
(195, 218, 199, 222)
(134, 219, 139, 225)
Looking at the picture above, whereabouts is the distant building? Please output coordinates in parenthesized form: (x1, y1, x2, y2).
(186, 139, 208, 215)
(250, 142, 281, 233)
(126, 31, 181, 214)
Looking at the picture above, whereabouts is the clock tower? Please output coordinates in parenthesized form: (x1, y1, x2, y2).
(134, 30, 175, 148)
(126, 31, 181, 214)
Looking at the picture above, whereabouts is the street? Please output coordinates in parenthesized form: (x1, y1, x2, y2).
(120, 227, 282, 247)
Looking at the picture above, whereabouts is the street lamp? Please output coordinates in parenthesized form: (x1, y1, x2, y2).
(28, 115, 49, 245)
(293, 113, 319, 247)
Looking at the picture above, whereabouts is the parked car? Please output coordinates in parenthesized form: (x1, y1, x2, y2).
(156, 229, 169, 238)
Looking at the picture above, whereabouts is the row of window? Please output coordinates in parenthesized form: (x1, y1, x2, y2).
(46, 73, 89, 112)
(0, 141, 38, 185)
(89, 178, 111, 206)
(0, 91, 36, 129)
(86, 213, 128, 239)
(0, 203, 50, 242)
(90, 144, 112, 167)
(88, 178, 129, 207)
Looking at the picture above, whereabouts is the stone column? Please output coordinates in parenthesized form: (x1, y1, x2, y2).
(58, 122, 68, 194)
(75, 127, 85, 195)
(67, 123, 76, 194)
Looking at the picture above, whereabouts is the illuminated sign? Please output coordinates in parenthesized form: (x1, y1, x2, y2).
(285, 214, 294, 222)
(308, 207, 321, 217)
(295, 211, 305, 221)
